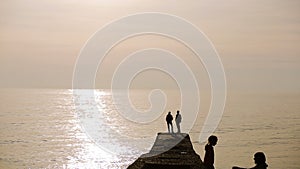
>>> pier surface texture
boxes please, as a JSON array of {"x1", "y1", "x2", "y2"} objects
[{"x1": 127, "y1": 133, "x2": 204, "y2": 169}]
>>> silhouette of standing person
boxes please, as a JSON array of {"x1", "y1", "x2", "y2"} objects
[
  {"x1": 175, "y1": 110, "x2": 182, "y2": 133},
  {"x1": 203, "y1": 135, "x2": 218, "y2": 169},
  {"x1": 232, "y1": 152, "x2": 268, "y2": 169},
  {"x1": 166, "y1": 111, "x2": 174, "y2": 133}
]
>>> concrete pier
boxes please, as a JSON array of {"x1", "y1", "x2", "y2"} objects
[{"x1": 127, "y1": 133, "x2": 204, "y2": 169}]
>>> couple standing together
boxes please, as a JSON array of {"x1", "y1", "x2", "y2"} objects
[{"x1": 166, "y1": 110, "x2": 182, "y2": 133}]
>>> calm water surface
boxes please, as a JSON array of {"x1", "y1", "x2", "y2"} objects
[{"x1": 0, "y1": 89, "x2": 299, "y2": 169}]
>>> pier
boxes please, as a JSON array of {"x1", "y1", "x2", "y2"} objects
[{"x1": 127, "y1": 133, "x2": 204, "y2": 169}]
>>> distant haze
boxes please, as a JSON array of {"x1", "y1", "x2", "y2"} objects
[{"x1": 1, "y1": 0, "x2": 299, "y2": 93}]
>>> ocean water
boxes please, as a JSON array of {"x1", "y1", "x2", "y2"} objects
[{"x1": 0, "y1": 88, "x2": 299, "y2": 169}]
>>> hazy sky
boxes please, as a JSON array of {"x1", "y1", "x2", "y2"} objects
[{"x1": 0, "y1": 0, "x2": 299, "y2": 93}]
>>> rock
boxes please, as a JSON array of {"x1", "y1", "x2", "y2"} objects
[{"x1": 127, "y1": 133, "x2": 204, "y2": 169}]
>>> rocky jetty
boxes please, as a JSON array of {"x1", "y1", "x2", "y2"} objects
[{"x1": 127, "y1": 133, "x2": 204, "y2": 169}]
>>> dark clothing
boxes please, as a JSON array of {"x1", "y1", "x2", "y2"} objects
[
  {"x1": 166, "y1": 114, "x2": 174, "y2": 133},
  {"x1": 250, "y1": 163, "x2": 268, "y2": 169},
  {"x1": 204, "y1": 165, "x2": 215, "y2": 169},
  {"x1": 204, "y1": 144, "x2": 215, "y2": 169},
  {"x1": 233, "y1": 163, "x2": 268, "y2": 169},
  {"x1": 167, "y1": 121, "x2": 173, "y2": 133},
  {"x1": 166, "y1": 114, "x2": 173, "y2": 122}
]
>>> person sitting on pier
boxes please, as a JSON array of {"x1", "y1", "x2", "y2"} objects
[
  {"x1": 232, "y1": 152, "x2": 268, "y2": 169},
  {"x1": 204, "y1": 135, "x2": 218, "y2": 169},
  {"x1": 166, "y1": 111, "x2": 174, "y2": 133}
]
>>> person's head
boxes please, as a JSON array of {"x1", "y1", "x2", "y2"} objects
[
  {"x1": 208, "y1": 135, "x2": 218, "y2": 146},
  {"x1": 168, "y1": 111, "x2": 171, "y2": 114},
  {"x1": 177, "y1": 110, "x2": 180, "y2": 114},
  {"x1": 254, "y1": 152, "x2": 266, "y2": 164}
]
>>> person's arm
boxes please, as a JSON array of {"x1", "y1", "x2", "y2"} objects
[{"x1": 232, "y1": 166, "x2": 247, "y2": 169}]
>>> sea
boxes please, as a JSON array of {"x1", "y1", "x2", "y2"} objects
[{"x1": 0, "y1": 88, "x2": 299, "y2": 169}]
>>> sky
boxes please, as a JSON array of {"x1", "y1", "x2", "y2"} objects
[{"x1": 0, "y1": 0, "x2": 299, "y2": 93}]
